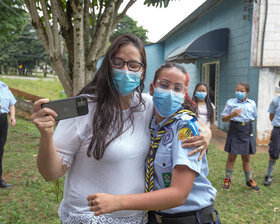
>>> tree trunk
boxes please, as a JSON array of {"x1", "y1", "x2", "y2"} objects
[
  {"x1": 50, "y1": 56, "x2": 73, "y2": 96},
  {"x1": 43, "y1": 64, "x2": 47, "y2": 77},
  {"x1": 72, "y1": 0, "x2": 86, "y2": 95},
  {"x1": 4, "y1": 65, "x2": 7, "y2": 75}
]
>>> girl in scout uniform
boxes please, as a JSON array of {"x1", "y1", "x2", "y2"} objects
[
  {"x1": 87, "y1": 63, "x2": 220, "y2": 224},
  {"x1": 221, "y1": 82, "x2": 259, "y2": 191},
  {"x1": 263, "y1": 94, "x2": 280, "y2": 186}
]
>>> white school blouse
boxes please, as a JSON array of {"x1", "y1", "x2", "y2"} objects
[
  {"x1": 197, "y1": 103, "x2": 215, "y2": 128},
  {"x1": 53, "y1": 93, "x2": 153, "y2": 224}
]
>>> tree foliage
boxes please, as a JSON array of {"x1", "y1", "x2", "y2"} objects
[
  {"x1": 24, "y1": 0, "x2": 174, "y2": 96},
  {"x1": 144, "y1": 0, "x2": 172, "y2": 7},
  {"x1": 0, "y1": 0, "x2": 27, "y2": 42},
  {"x1": 0, "y1": 23, "x2": 47, "y2": 76},
  {"x1": 110, "y1": 15, "x2": 148, "y2": 44}
]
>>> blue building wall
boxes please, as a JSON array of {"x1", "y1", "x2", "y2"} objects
[
  {"x1": 148, "y1": 0, "x2": 260, "y2": 130},
  {"x1": 205, "y1": 0, "x2": 259, "y2": 130},
  {"x1": 143, "y1": 43, "x2": 164, "y2": 93}
]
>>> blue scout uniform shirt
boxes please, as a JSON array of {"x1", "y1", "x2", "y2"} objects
[
  {"x1": 268, "y1": 96, "x2": 280, "y2": 127},
  {"x1": 0, "y1": 81, "x2": 17, "y2": 113},
  {"x1": 221, "y1": 98, "x2": 257, "y2": 122},
  {"x1": 150, "y1": 112, "x2": 216, "y2": 214}
]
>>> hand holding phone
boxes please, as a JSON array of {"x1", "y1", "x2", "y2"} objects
[{"x1": 41, "y1": 95, "x2": 88, "y2": 121}]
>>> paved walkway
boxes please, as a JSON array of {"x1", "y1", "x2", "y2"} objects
[
  {"x1": 210, "y1": 125, "x2": 268, "y2": 153},
  {"x1": 1, "y1": 75, "x2": 56, "y2": 81}
]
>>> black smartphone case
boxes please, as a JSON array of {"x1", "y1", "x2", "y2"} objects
[{"x1": 41, "y1": 96, "x2": 88, "y2": 121}]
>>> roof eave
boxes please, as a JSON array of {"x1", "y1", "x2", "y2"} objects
[{"x1": 157, "y1": 0, "x2": 224, "y2": 43}]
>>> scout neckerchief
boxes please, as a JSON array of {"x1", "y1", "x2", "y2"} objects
[{"x1": 145, "y1": 108, "x2": 196, "y2": 193}]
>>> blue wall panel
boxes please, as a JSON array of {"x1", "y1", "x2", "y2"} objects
[{"x1": 144, "y1": 43, "x2": 164, "y2": 93}]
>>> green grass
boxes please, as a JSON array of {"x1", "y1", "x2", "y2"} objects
[
  {"x1": 0, "y1": 76, "x2": 66, "y2": 100},
  {"x1": 0, "y1": 117, "x2": 279, "y2": 223},
  {"x1": 0, "y1": 118, "x2": 64, "y2": 224},
  {"x1": 207, "y1": 144, "x2": 280, "y2": 224}
]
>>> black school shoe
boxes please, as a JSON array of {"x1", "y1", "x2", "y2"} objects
[
  {"x1": 263, "y1": 176, "x2": 273, "y2": 186},
  {"x1": 0, "y1": 179, "x2": 12, "y2": 188},
  {"x1": 246, "y1": 178, "x2": 260, "y2": 192}
]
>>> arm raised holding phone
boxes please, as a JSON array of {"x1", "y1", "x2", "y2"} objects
[
  {"x1": 32, "y1": 96, "x2": 89, "y2": 180},
  {"x1": 31, "y1": 99, "x2": 67, "y2": 180}
]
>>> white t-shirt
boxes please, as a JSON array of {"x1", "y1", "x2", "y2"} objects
[
  {"x1": 197, "y1": 103, "x2": 215, "y2": 128},
  {"x1": 53, "y1": 93, "x2": 153, "y2": 224}
]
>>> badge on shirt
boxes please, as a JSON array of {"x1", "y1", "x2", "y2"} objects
[
  {"x1": 162, "y1": 127, "x2": 174, "y2": 146},
  {"x1": 162, "y1": 172, "x2": 172, "y2": 188},
  {"x1": 178, "y1": 127, "x2": 192, "y2": 140}
]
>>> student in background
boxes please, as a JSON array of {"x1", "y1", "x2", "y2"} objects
[
  {"x1": 221, "y1": 82, "x2": 259, "y2": 192},
  {"x1": 263, "y1": 88, "x2": 280, "y2": 186},
  {"x1": 192, "y1": 82, "x2": 215, "y2": 128},
  {"x1": 0, "y1": 80, "x2": 16, "y2": 188}
]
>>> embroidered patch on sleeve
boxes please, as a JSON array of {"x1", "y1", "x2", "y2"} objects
[{"x1": 178, "y1": 128, "x2": 192, "y2": 140}]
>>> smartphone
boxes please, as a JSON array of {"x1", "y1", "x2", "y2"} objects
[{"x1": 41, "y1": 95, "x2": 89, "y2": 121}]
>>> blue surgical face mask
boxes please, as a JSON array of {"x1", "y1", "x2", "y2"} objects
[
  {"x1": 153, "y1": 87, "x2": 184, "y2": 117},
  {"x1": 113, "y1": 68, "x2": 142, "y2": 96},
  {"x1": 235, "y1": 91, "x2": 246, "y2": 100},
  {"x1": 195, "y1": 91, "x2": 207, "y2": 100}
]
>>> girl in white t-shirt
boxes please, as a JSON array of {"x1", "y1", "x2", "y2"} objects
[{"x1": 192, "y1": 83, "x2": 215, "y2": 128}]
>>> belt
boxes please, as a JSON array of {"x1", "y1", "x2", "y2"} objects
[
  {"x1": 230, "y1": 120, "x2": 254, "y2": 136},
  {"x1": 230, "y1": 120, "x2": 252, "y2": 126},
  {"x1": 0, "y1": 113, "x2": 7, "y2": 116},
  {"x1": 153, "y1": 204, "x2": 217, "y2": 224}
]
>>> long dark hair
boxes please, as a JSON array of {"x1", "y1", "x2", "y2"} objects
[
  {"x1": 153, "y1": 63, "x2": 197, "y2": 114},
  {"x1": 79, "y1": 34, "x2": 147, "y2": 160},
  {"x1": 192, "y1": 82, "x2": 214, "y2": 124}
]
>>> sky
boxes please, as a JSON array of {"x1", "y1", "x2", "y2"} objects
[{"x1": 123, "y1": 0, "x2": 206, "y2": 43}]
